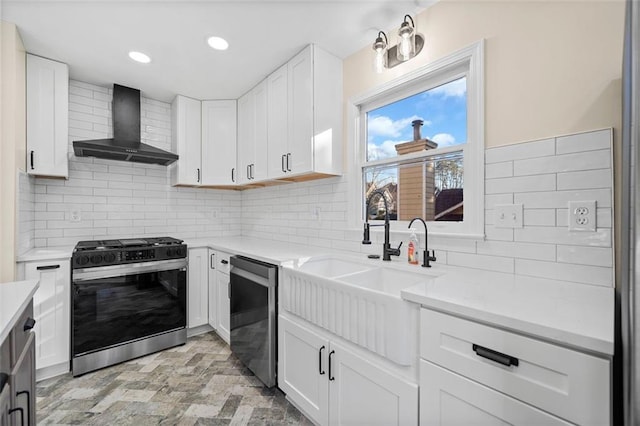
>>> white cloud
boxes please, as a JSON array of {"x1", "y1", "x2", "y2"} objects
[
  {"x1": 367, "y1": 140, "x2": 401, "y2": 160},
  {"x1": 427, "y1": 78, "x2": 467, "y2": 98},
  {"x1": 368, "y1": 114, "x2": 427, "y2": 139},
  {"x1": 431, "y1": 133, "x2": 457, "y2": 147}
]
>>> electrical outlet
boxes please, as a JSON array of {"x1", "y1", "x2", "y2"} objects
[
  {"x1": 568, "y1": 200, "x2": 596, "y2": 231},
  {"x1": 495, "y1": 204, "x2": 523, "y2": 228},
  {"x1": 70, "y1": 209, "x2": 81, "y2": 223}
]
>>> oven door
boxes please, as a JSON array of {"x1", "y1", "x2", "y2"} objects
[{"x1": 71, "y1": 259, "x2": 187, "y2": 357}]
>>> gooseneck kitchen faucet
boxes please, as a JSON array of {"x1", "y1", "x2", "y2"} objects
[
  {"x1": 408, "y1": 217, "x2": 436, "y2": 267},
  {"x1": 362, "y1": 189, "x2": 402, "y2": 261}
]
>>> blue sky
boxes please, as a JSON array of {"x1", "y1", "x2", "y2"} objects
[{"x1": 367, "y1": 77, "x2": 467, "y2": 161}]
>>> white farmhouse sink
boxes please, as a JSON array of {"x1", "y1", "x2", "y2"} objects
[
  {"x1": 293, "y1": 257, "x2": 373, "y2": 278},
  {"x1": 281, "y1": 256, "x2": 432, "y2": 366},
  {"x1": 339, "y1": 267, "x2": 432, "y2": 296}
]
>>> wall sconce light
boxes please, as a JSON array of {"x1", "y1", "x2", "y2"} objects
[{"x1": 372, "y1": 14, "x2": 424, "y2": 73}]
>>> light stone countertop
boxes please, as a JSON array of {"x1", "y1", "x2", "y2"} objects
[
  {"x1": 17, "y1": 236, "x2": 614, "y2": 356},
  {"x1": 0, "y1": 279, "x2": 39, "y2": 344}
]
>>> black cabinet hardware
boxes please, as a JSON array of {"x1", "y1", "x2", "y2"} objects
[
  {"x1": 231, "y1": 168, "x2": 235, "y2": 182},
  {"x1": 30, "y1": 151, "x2": 34, "y2": 170},
  {"x1": 472, "y1": 344, "x2": 519, "y2": 367},
  {"x1": 286, "y1": 153, "x2": 291, "y2": 171},
  {"x1": 210, "y1": 254, "x2": 215, "y2": 269},
  {"x1": 23, "y1": 318, "x2": 36, "y2": 332},
  {"x1": 197, "y1": 168, "x2": 201, "y2": 183},
  {"x1": 319, "y1": 346, "x2": 325, "y2": 375},
  {"x1": 228, "y1": 282, "x2": 231, "y2": 299},
  {"x1": 328, "y1": 350, "x2": 335, "y2": 381},
  {"x1": 9, "y1": 407, "x2": 24, "y2": 426},
  {"x1": 221, "y1": 259, "x2": 229, "y2": 265},
  {"x1": 281, "y1": 154, "x2": 286, "y2": 173},
  {"x1": 36, "y1": 264, "x2": 60, "y2": 271},
  {"x1": 16, "y1": 390, "x2": 30, "y2": 426},
  {"x1": 247, "y1": 164, "x2": 251, "y2": 180}
]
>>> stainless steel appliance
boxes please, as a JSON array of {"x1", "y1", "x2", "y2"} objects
[
  {"x1": 71, "y1": 237, "x2": 187, "y2": 376},
  {"x1": 230, "y1": 256, "x2": 278, "y2": 387}
]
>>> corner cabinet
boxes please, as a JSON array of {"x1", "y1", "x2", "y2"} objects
[
  {"x1": 419, "y1": 308, "x2": 611, "y2": 425},
  {"x1": 171, "y1": 95, "x2": 202, "y2": 186},
  {"x1": 267, "y1": 44, "x2": 343, "y2": 180},
  {"x1": 22, "y1": 259, "x2": 70, "y2": 380},
  {"x1": 201, "y1": 100, "x2": 237, "y2": 186},
  {"x1": 279, "y1": 314, "x2": 418, "y2": 426},
  {"x1": 26, "y1": 54, "x2": 69, "y2": 178},
  {"x1": 187, "y1": 248, "x2": 209, "y2": 328}
]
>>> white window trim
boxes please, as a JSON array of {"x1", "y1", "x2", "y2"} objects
[{"x1": 346, "y1": 40, "x2": 485, "y2": 238}]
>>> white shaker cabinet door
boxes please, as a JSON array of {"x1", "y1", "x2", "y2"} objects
[
  {"x1": 236, "y1": 91, "x2": 254, "y2": 185},
  {"x1": 329, "y1": 340, "x2": 418, "y2": 426},
  {"x1": 287, "y1": 46, "x2": 314, "y2": 175},
  {"x1": 207, "y1": 250, "x2": 217, "y2": 330},
  {"x1": 171, "y1": 95, "x2": 201, "y2": 186},
  {"x1": 253, "y1": 79, "x2": 269, "y2": 182},
  {"x1": 26, "y1": 54, "x2": 69, "y2": 178},
  {"x1": 267, "y1": 64, "x2": 289, "y2": 178},
  {"x1": 24, "y1": 259, "x2": 70, "y2": 372},
  {"x1": 201, "y1": 100, "x2": 237, "y2": 186},
  {"x1": 187, "y1": 248, "x2": 208, "y2": 328}
]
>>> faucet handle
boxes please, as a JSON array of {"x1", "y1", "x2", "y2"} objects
[
  {"x1": 362, "y1": 223, "x2": 371, "y2": 245},
  {"x1": 422, "y1": 249, "x2": 436, "y2": 268}
]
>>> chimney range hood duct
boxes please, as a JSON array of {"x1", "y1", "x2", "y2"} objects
[{"x1": 73, "y1": 84, "x2": 178, "y2": 166}]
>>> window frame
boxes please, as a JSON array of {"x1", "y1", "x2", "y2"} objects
[{"x1": 347, "y1": 40, "x2": 485, "y2": 238}]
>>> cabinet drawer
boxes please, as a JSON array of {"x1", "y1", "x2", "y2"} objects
[
  {"x1": 217, "y1": 252, "x2": 231, "y2": 274},
  {"x1": 420, "y1": 309, "x2": 610, "y2": 426},
  {"x1": 11, "y1": 301, "x2": 34, "y2": 366},
  {"x1": 420, "y1": 360, "x2": 572, "y2": 426}
]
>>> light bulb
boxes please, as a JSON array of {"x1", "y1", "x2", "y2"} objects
[
  {"x1": 398, "y1": 34, "x2": 412, "y2": 61},
  {"x1": 373, "y1": 49, "x2": 385, "y2": 73}
]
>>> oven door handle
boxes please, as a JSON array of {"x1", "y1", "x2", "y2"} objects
[
  {"x1": 73, "y1": 259, "x2": 187, "y2": 282},
  {"x1": 230, "y1": 267, "x2": 272, "y2": 288}
]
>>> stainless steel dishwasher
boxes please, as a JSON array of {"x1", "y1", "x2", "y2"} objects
[{"x1": 229, "y1": 256, "x2": 278, "y2": 387}]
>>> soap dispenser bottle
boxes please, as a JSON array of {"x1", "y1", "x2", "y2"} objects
[{"x1": 408, "y1": 228, "x2": 419, "y2": 265}]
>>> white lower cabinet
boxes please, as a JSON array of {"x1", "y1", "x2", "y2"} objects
[
  {"x1": 215, "y1": 251, "x2": 231, "y2": 344},
  {"x1": 187, "y1": 248, "x2": 209, "y2": 328},
  {"x1": 279, "y1": 314, "x2": 418, "y2": 426},
  {"x1": 419, "y1": 308, "x2": 611, "y2": 425},
  {"x1": 420, "y1": 360, "x2": 572, "y2": 426},
  {"x1": 22, "y1": 259, "x2": 70, "y2": 378}
]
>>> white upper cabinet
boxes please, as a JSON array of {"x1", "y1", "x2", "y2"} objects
[
  {"x1": 267, "y1": 44, "x2": 343, "y2": 180},
  {"x1": 201, "y1": 100, "x2": 237, "y2": 186},
  {"x1": 238, "y1": 79, "x2": 268, "y2": 184},
  {"x1": 171, "y1": 95, "x2": 202, "y2": 186},
  {"x1": 26, "y1": 54, "x2": 69, "y2": 178}
]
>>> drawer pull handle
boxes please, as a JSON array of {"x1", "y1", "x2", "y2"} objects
[
  {"x1": 36, "y1": 264, "x2": 60, "y2": 270},
  {"x1": 9, "y1": 407, "x2": 24, "y2": 426},
  {"x1": 16, "y1": 390, "x2": 31, "y2": 426},
  {"x1": 221, "y1": 260, "x2": 229, "y2": 265},
  {"x1": 328, "y1": 350, "x2": 335, "y2": 381},
  {"x1": 319, "y1": 345, "x2": 325, "y2": 375},
  {"x1": 23, "y1": 318, "x2": 36, "y2": 332},
  {"x1": 472, "y1": 344, "x2": 519, "y2": 367}
]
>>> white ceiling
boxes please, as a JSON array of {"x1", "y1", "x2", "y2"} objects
[{"x1": 1, "y1": 0, "x2": 429, "y2": 102}]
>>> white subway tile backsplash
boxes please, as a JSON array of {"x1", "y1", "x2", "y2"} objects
[
  {"x1": 485, "y1": 138, "x2": 555, "y2": 163},
  {"x1": 514, "y1": 150, "x2": 610, "y2": 176},
  {"x1": 523, "y1": 209, "x2": 556, "y2": 226},
  {"x1": 485, "y1": 161, "x2": 513, "y2": 179},
  {"x1": 514, "y1": 226, "x2": 611, "y2": 247},
  {"x1": 515, "y1": 259, "x2": 612, "y2": 287},
  {"x1": 447, "y1": 252, "x2": 514, "y2": 273},
  {"x1": 556, "y1": 129, "x2": 611, "y2": 155},
  {"x1": 556, "y1": 168, "x2": 612, "y2": 191},
  {"x1": 514, "y1": 188, "x2": 612, "y2": 208},
  {"x1": 557, "y1": 245, "x2": 613, "y2": 268},
  {"x1": 485, "y1": 174, "x2": 556, "y2": 194},
  {"x1": 476, "y1": 240, "x2": 556, "y2": 261}
]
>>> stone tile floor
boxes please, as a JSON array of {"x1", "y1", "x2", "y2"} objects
[{"x1": 36, "y1": 332, "x2": 312, "y2": 425}]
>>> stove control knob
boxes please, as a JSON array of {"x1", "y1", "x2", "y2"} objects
[
  {"x1": 104, "y1": 253, "x2": 116, "y2": 263},
  {"x1": 77, "y1": 256, "x2": 89, "y2": 266},
  {"x1": 90, "y1": 254, "x2": 103, "y2": 264},
  {"x1": 176, "y1": 247, "x2": 185, "y2": 257}
]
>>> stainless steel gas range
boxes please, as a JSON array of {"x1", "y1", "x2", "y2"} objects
[{"x1": 71, "y1": 237, "x2": 187, "y2": 376}]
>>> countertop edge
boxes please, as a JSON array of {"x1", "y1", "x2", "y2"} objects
[{"x1": 0, "y1": 280, "x2": 39, "y2": 344}]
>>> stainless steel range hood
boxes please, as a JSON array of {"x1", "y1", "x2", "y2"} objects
[{"x1": 73, "y1": 84, "x2": 178, "y2": 166}]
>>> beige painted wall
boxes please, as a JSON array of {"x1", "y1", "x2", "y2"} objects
[
  {"x1": 343, "y1": 0, "x2": 624, "y2": 148},
  {"x1": 1, "y1": 21, "x2": 26, "y2": 282}
]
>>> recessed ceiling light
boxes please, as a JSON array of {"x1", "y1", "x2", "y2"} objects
[
  {"x1": 207, "y1": 36, "x2": 229, "y2": 51},
  {"x1": 128, "y1": 51, "x2": 151, "y2": 64}
]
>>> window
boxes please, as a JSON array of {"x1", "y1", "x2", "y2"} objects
[{"x1": 348, "y1": 41, "x2": 484, "y2": 237}]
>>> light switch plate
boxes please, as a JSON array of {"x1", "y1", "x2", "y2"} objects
[
  {"x1": 495, "y1": 204, "x2": 523, "y2": 228},
  {"x1": 568, "y1": 200, "x2": 596, "y2": 231}
]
